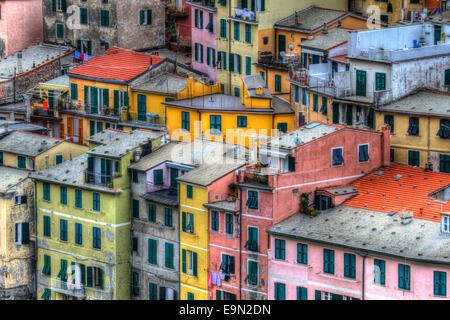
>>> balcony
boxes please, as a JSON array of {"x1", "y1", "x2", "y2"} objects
[
  {"x1": 233, "y1": 8, "x2": 257, "y2": 22},
  {"x1": 120, "y1": 111, "x2": 166, "y2": 130},
  {"x1": 167, "y1": 3, "x2": 189, "y2": 17},
  {"x1": 84, "y1": 171, "x2": 118, "y2": 189},
  {"x1": 188, "y1": 0, "x2": 215, "y2": 9},
  {"x1": 50, "y1": 278, "x2": 85, "y2": 298},
  {"x1": 59, "y1": 101, "x2": 121, "y2": 119},
  {"x1": 88, "y1": 287, "x2": 114, "y2": 300},
  {"x1": 258, "y1": 52, "x2": 299, "y2": 71}
]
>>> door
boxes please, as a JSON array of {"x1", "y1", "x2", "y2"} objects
[
  {"x1": 434, "y1": 25, "x2": 442, "y2": 45},
  {"x1": 356, "y1": 70, "x2": 366, "y2": 97},
  {"x1": 278, "y1": 35, "x2": 286, "y2": 59},
  {"x1": 332, "y1": 102, "x2": 340, "y2": 124},
  {"x1": 137, "y1": 94, "x2": 147, "y2": 121},
  {"x1": 170, "y1": 168, "x2": 178, "y2": 192}
]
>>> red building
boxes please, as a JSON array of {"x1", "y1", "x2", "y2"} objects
[
  {"x1": 206, "y1": 122, "x2": 392, "y2": 300},
  {"x1": 165, "y1": 0, "x2": 192, "y2": 53}
]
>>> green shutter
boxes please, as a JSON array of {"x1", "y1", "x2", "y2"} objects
[
  {"x1": 114, "y1": 90, "x2": 119, "y2": 115},
  {"x1": 182, "y1": 249, "x2": 187, "y2": 273},
  {"x1": 103, "y1": 88, "x2": 109, "y2": 107},
  {"x1": 140, "y1": 10, "x2": 145, "y2": 25},
  {"x1": 192, "y1": 251, "x2": 198, "y2": 276},
  {"x1": 71, "y1": 83, "x2": 78, "y2": 100},
  {"x1": 315, "y1": 290, "x2": 321, "y2": 300}
]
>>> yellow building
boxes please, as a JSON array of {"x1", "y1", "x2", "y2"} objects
[
  {"x1": 216, "y1": 0, "x2": 348, "y2": 95},
  {"x1": 350, "y1": 0, "x2": 424, "y2": 25},
  {"x1": 0, "y1": 168, "x2": 34, "y2": 299},
  {"x1": 165, "y1": 74, "x2": 294, "y2": 148},
  {"x1": 376, "y1": 90, "x2": 450, "y2": 172},
  {"x1": 0, "y1": 130, "x2": 88, "y2": 172},
  {"x1": 32, "y1": 129, "x2": 165, "y2": 300},
  {"x1": 177, "y1": 144, "x2": 245, "y2": 300}
]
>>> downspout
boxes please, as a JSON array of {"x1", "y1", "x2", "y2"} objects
[
  {"x1": 228, "y1": 1, "x2": 232, "y2": 95},
  {"x1": 178, "y1": 181, "x2": 181, "y2": 299},
  {"x1": 353, "y1": 250, "x2": 368, "y2": 300},
  {"x1": 427, "y1": 115, "x2": 431, "y2": 165},
  {"x1": 238, "y1": 186, "x2": 243, "y2": 300},
  {"x1": 33, "y1": 179, "x2": 38, "y2": 299}
]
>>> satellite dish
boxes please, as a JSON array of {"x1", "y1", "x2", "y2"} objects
[{"x1": 288, "y1": 44, "x2": 294, "y2": 51}]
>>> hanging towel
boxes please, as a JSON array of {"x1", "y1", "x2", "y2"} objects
[
  {"x1": 166, "y1": 288, "x2": 174, "y2": 300},
  {"x1": 216, "y1": 273, "x2": 222, "y2": 287},
  {"x1": 75, "y1": 51, "x2": 81, "y2": 60},
  {"x1": 208, "y1": 271, "x2": 212, "y2": 287},
  {"x1": 80, "y1": 52, "x2": 85, "y2": 61},
  {"x1": 211, "y1": 272, "x2": 218, "y2": 286}
]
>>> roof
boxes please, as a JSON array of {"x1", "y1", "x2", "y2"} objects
[
  {"x1": 132, "y1": 73, "x2": 187, "y2": 95},
  {"x1": 0, "y1": 121, "x2": 48, "y2": 137},
  {"x1": 204, "y1": 200, "x2": 239, "y2": 213},
  {"x1": 272, "y1": 96, "x2": 294, "y2": 114},
  {"x1": 0, "y1": 130, "x2": 63, "y2": 157},
  {"x1": 329, "y1": 54, "x2": 349, "y2": 64},
  {"x1": 300, "y1": 27, "x2": 350, "y2": 51},
  {"x1": 177, "y1": 159, "x2": 245, "y2": 187},
  {"x1": 0, "y1": 44, "x2": 73, "y2": 80},
  {"x1": 0, "y1": 167, "x2": 30, "y2": 193},
  {"x1": 321, "y1": 186, "x2": 358, "y2": 196},
  {"x1": 344, "y1": 163, "x2": 450, "y2": 222},
  {"x1": 379, "y1": 90, "x2": 450, "y2": 118},
  {"x1": 164, "y1": 93, "x2": 278, "y2": 114},
  {"x1": 242, "y1": 74, "x2": 272, "y2": 99},
  {"x1": 274, "y1": 6, "x2": 346, "y2": 32},
  {"x1": 42, "y1": 75, "x2": 70, "y2": 87},
  {"x1": 141, "y1": 189, "x2": 179, "y2": 207},
  {"x1": 30, "y1": 153, "x2": 115, "y2": 193},
  {"x1": 269, "y1": 207, "x2": 450, "y2": 265},
  {"x1": 68, "y1": 47, "x2": 164, "y2": 83},
  {"x1": 87, "y1": 129, "x2": 164, "y2": 159}
]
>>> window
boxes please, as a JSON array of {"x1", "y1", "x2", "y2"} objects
[
  {"x1": 277, "y1": 122, "x2": 288, "y2": 134},
  {"x1": 374, "y1": 259, "x2": 386, "y2": 285},
  {"x1": 344, "y1": 253, "x2": 356, "y2": 279},
  {"x1": 246, "y1": 260, "x2": 258, "y2": 285},
  {"x1": 182, "y1": 212, "x2": 194, "y2": 233},
  {"x1": 320, "y1": 97, "x2": 327, "y2": 115},
  {"x1": 297, "y1": 287, "x2": 307, "y2": 300},
  {"x1": 375, "y1": 73, "x2": 386, "y2": 91},
  {"x1": 139, "y1": 9, "x2": 152, "y2": 25},
  {"x1": 356, "y1": 70, "x2": 367, "y2": 96},
  {"x1": 442, "y1": 215, "x2": 450, "y2": 233},
  {"x1": 148, "y1": 238, "x2": 157, "y2": 265},
  {"x1": 274, "y1": 283, "x2": 286, "y2": 300},
  {"x1": 245, "y1": 226, "x2": 258, "y2": 251},
  {"x1": 234, "y1": 21, "x2": 240, "y2": 40},
  {"x1": 132, "y1": 272, "x2": 139, "y2": 296},
  {"x1": 56, "y1": 23, "x2": 64, "y2": 39},
  {"x1": 440, "y1": 154, "x2": 450, "y2": 173},
  {"x1": 225, "y1": 214, "x2": 234, "y2": 235},
  {"x1": 181, "y1": 111, "x2": 190, "y2": 131},
  {"x1": 182, "y1": 249, "x2": 198, "y2": 276},
  {"x1": 323, "y1": 249, "x2": 334, "y2": 274},
  {"x1": 14, "y1": 195, "x2": 27, "y2": 205},
  {"x1": 18, "y1": 156, "x2": 26, "y2": 169},
  {"x1": 275, "y1": 239, "x2": 285, "y2": 260},
  {"x1": 245, "y1": 24, "x2": 252, "y2": 43},
  {"x1": 100, "y1": 10, "x2": 109, "y2": 26},
  {"x1": 194, "y1": 43, "x2": 204, "y2": 63},
  {"x1": 14, "y1": 222, "x2": 30, "y2": 245},
  {"x1": 60, "y1": 219, "x2": 67, "y2": 242},
  {"x1": 246, "y1": 190, "x2": 258, "y2": 209},
  {"x1": 237, "y1": 116, "x2": 247, "y2": 128},
  {"x1": 384, "y1": 114, "x2": 394, "y2": 132},
  {"x1": 398, "y1": 264, "x2": 411, "y2": 290},
  {"x1": 218, "y1": 51, "x2": 227, "y2": 70},
  {"x1": 93, "y1": 193, "x2": 100, "y2": 211},
  {"x1": 93, "y1": 227, "x2": 101, "y2": 249},
  {"x1": 275, "y1": 75, "x2": 282, "y2": 92},
  {"x1": 445, "y1": 69, "x2": 450, "y2": 85},
  {"x1": 302, "y1": 88, "x2": 307, "y2": 105},
  {"x1": 44, "y1": 216, "x2": 51, "y2": 237},
  {"x1": 210, "y1": 210, "x2": 220, "y2": 232},
  {"x1": 437, "y1": 119, "x2": 450, "y2": 139},
  {"x1": 206, "y1": 12, "x2": 213, "y2": 32},
  {"x1": 332, "y1": 148, "x2": 344, "y2": 166},
  {"x1": 313, "y1": 94, "x2": 318, "y2": 111},
  {"x1": 75, "y1": 223, "x2": 82, "y2": 245},
  {"x1": 75, "y1": 189, "x2": 82, "y2": 208},
  {"x1": 407, "y1": 117, "x2": 419, "y2": 136},
  {"x1": 153, "y1": 169, "x2": 163, "y2": 185},
  {"x1": 132, "y1": 170, "x2": 139, "y2": 183},
  {"x1": 210, "y1": 115, "x2": 221, "y2": 134},
  {"x1": 216, "y1": 290, "x2": 237, "y2": 300},
  {"x1": 80, "y1": 7, "x2": 88, "y2": 24},
  {"x1": 186, "y1": 185, "x2": 193, "y2": 199},
  {"x1": 164, "y1": 208, "x2": 173, "y2": 227},
  {"x1": 297, "y1": 243, "x2": 307, "y2": 265},
  {"x1": 245, "y1": 56, "x2": 252, "y2": 75},
  {"x1": 42, "y1": 255, "x2": 51, "y2": 276},
  {"x1": 60, "y1": 186, "x2": 67, "y2": 205},
  {"x1": 358, "y1": 144, "x2": 369, "y2": 162},
  {"x1": 434, "y1": 271, "x2": 447, "y2": 297},
  {"x1": 165, "y1": 242, "x2": 174, "y2": 269},
  {"x1": 0, "y1": 151, "x2": 3, "y2": 164},
  {"x1": 408, "y1": 150, "x2": 420, "y2": 167},
  {"x1": 234, "y1": 87, "x2": 241, "y2": 97},
  {"x1": 390, "y1": 148, "x2": 395, "y2": 162},
  {"x1": 187, "y1": 292, "x2": 195, "y2": 300},
  {"x1": 220, "y1": 254, "x2": 235, "y2": 274},
  {"x1": 220, "y1": 19, "x2": 227, "y2": 38},
  {"x1": 207, "y1": 47, "x2": 216, "y2": 67},
  {"x1": 148, "y1": 203, "x2": 156, "y2": 222},
  {"x1": 194, "y1": 9, "x2": 203, "y2": 29},
  {"x1": 132, "y1": 237, "x2": 138, "y2": 252},
  {"x1": 229, "y1": 53, "x2": 241, "y2": 73},
  {"x1": 149, "y1": 282, "x2": 157, "y2": 300}
]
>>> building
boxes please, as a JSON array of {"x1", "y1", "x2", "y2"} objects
[
  {"x1": 268, "y1": 164, "x2": 450, "y2": 300},
  {"x1": 32, "y1": 128, "x2": 165, "y2": 300},
  {"x1": 42, "y1": 0, "x2": 165, "y2": 56},
  {"x1": 0, "y1": 130, "x2": 88, "y2": 172},
  {"x1": 257, "y1": 6, "x2": 380, "y2": 99},
  {"x1": 164, "y1": 74, "x2": 294, "y2": 148},
  {"x1": 0, "y1": 0, "x2": 43, "y2": 57},
  {"x1": 0, "y1": 168, "x2": 34, "y2": 299},
  {"x1": 216, "y1": 0, "x2": 348, "y2": 96},
  {"x1": 289, "y1": 22, "x2": 450, "y2": 133},
  {"x1": 0, "y1": 43, "x2": 74, "y2": 105},
  {"x1": 188, "y1": 0, "x2": 217, "y2": 83},
  {"x1": 165, "y1": 0, "x2": 192, "y2": 52},
  {"x1": 0, "y1": 120, "x2": 48, "y2": 139}
]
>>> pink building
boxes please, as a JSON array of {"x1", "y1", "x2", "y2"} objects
[
  {"x1": 0, "y1": 0, "x2": 43, "y2": 57},
  {"x1": 268, "y1": 164, "x2": 450, "y2": 300},
  {"x1": 188, "y1": 0, "x2": 217, "y2": 82},
  {"x1": 206, "y1": 122, "x2": 392, "y2": 300}
]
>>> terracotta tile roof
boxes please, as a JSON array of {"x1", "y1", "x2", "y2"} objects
[
  {"x1": 68, "y1": 47, "x2": 164, "y2": 82},
  {"x1": 329, "y1": 54, "x2": 348, "y2": 64},
  {"x1": 344, "y1": 163, "x2": 450, "y2": 222}
]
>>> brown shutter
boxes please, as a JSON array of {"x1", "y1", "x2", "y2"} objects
[
  {"x1": 67, "y1": 117, "x2": 73, "y2": 137},
  {"x1": 78, "y1": 118, "x2": 84, "y2": 144},
  {"x1": 59, "y1": 122, "x2": 65, "y2": 139}
]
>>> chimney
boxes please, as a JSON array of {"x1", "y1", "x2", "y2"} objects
[
  {"x1": 381, "y1": 124, "x2": 391, "y2": 167},
  {"x1": 295, "y1": 11, "x2": 299, "y2": 25},
  {"x1": 322, "y1": 23, "x2": 328, "y2": 34},
  {"x1": 17, "y1": 52, "x2": 23, "y2": 74},
  {"x1": 24, "y1": 94, "x2": 31, "y2": 123}
]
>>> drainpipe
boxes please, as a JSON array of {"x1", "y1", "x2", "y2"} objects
[
  {"x1": 178, "y1": 182, "x2": 181, "y2": 300},
  {"x1": 353, "y1": 250, "x2": 368, "y2": 300},
  {"x1": 427, "y1": 115, "x2": 431, "y2": 166},
  {"x1": 228, "y1": 1, "x2": 232, "y2": 95},
  {"x1": 33, "y1": 179, "x2": 38, "y2": 299},
  {"x1": 238, "y1": 185, "x2": 243, "y2": 300}
]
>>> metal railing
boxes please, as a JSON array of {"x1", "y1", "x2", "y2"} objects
[
  {"x1": 120, "y1": 111, "x2": 166, "y2": 128},
  {"x1": 59, "y1": 101, "x2": 121, "y2": 117},
  {"x1": 50, "y1": 278, "x2": 86, "y2": 298},
  {"x1": 88, "y1": 287, "x2": 114, "y2": 300},
  {"x1": 85, "y1": 171, "x2": 115, "y2": 189}
]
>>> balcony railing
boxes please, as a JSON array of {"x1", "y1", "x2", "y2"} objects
[
  {"x1": 50, "y1": 278, "x2": 86, "y2": 298},
  {"x1": 234, "y1": 8, "x2": 257, "y2": 22},
  {"x1": 59, "y1": 101, "x2": 121, "y2": 118},
  {"x1": 121, "y1": 111, "x2": 166, "y2": 128},
  {"x1": 167, "y1": 3, "x2": 189, "y2": 17},
  {"x1": 88, "y1": 287, "x2": 114, "y2": 300},
  {"x1": 85, "y1": 171, "x2": 117, "y2": 189}
]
